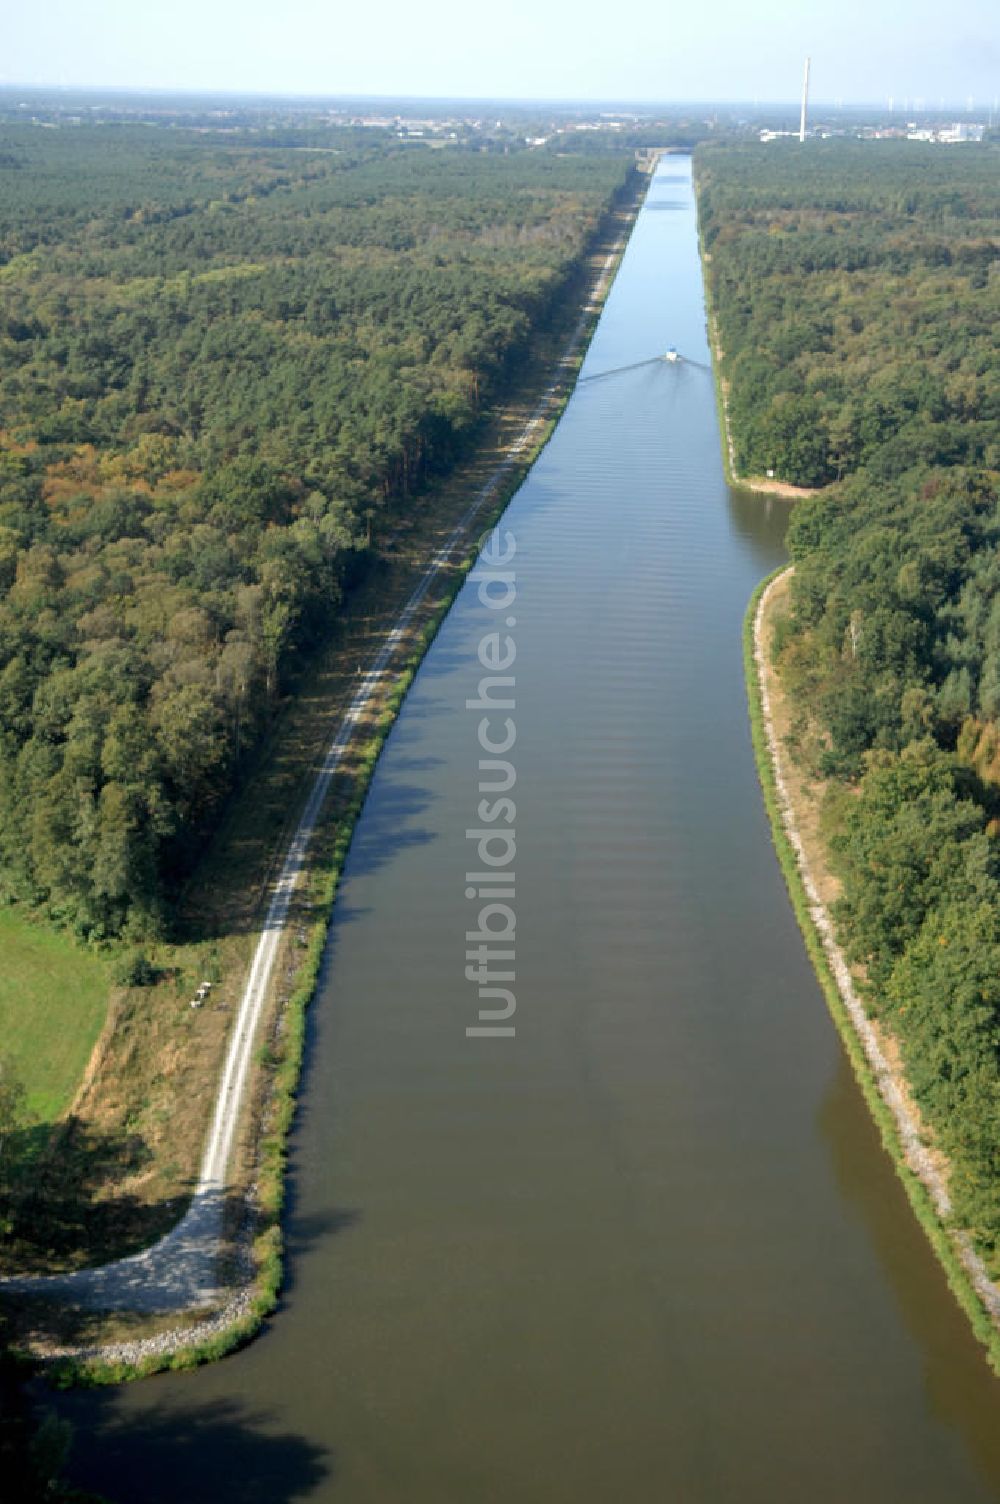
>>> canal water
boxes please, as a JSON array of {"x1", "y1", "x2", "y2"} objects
[{"x1": 62, "y1": 159, "x2": 1000, "y2": 1503}]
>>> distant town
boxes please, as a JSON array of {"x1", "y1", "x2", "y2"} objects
[
  {"x1": 0, "y1": 86, "x2": 994, "y2": 150},
  {"x1": 760, "y1": 120, "x2": 987, "y2": 144}
]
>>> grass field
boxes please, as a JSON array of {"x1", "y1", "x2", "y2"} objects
[{"x1": 0, "y1": 909, "x2": 110, "y2": 1122}]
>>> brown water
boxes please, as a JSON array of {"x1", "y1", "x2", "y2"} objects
[{"x1": 61, "y1": 158, "x2": 1000, "y2": 1504}]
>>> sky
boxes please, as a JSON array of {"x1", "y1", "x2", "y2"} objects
[{"x1": 5, "y1": 0, "x2": 999, "y2": 107}]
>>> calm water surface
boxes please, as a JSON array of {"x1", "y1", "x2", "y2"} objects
[{"x1": 63, "y1": 159, "x2": 1000, "y2": 1504}]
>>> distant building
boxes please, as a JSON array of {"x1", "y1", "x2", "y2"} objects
[{"x1": 938, "y1": 122, "x2": 985, "y2": 143}]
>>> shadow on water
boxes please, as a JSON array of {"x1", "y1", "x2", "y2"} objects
[
  {"x1": 386, "y1": 691, "x2": 451, "y2": 722},
  {"x1": 378, "y1": 753, "x2": 446, "y2": 775},
  {"x1": 57, "y1": 1390, "x2": 333, "y2": 1504},
  {"x1": 340, "y1": 779, "x2": 438, "y2": 881},
  {"x1": 726, "y1": 483, "x2": 793, "y2": 567},
  {"x1": 31, "y1": 1195, "x2": 351, "y2": 1499},
  {"x1": 272, "y1": 1206, "x2": 360, "y2": 1303},
  {"x1": 817, "y1": 1051, "x2": 1000, "y2": 1486}
]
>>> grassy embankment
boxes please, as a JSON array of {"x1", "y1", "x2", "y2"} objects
[
  {"x1": 4, "y1": 169, "x2": 648, "y2": 1376},
  {"x1": 746, "y1": 570, "x2": 1000, "y2": 1374},
  {"x1": 0, "y1": 913, "x2": 110, "y2": 1123}
]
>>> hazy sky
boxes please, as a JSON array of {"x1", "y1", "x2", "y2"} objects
[{"x1": 6, "y1": 0, "x2": 999, "y2": 105}]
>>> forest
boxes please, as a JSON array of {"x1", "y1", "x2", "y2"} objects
[
  {"x1": 699, "y1": 141, "x2": 1000, "y2": 1263},
  {"x1": 0, "y1": 126, "x2": 632, "y2": 940},
  {"x1": 699, "y1": 140, "x2": 999, "y2": 487}
]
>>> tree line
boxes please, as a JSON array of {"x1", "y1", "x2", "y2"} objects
[
  {"x1": 699, "y1": 140, "x2": 1000, "y2": 1266},
  {"x1": 0, "y1": 126, "x2": 633, "y2": 938},
  {"x1": 698, "y1": 140, "x2": 999, "y2": 487}
]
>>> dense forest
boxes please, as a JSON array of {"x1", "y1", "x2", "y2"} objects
[
  {"x1": 0, "y1": 126, "x2": 632, "y2": 939},
  {"x1": 699, "y1": 142, "x2": 1000, "y2": 1264},
  {"x1": 699, "y1": 141, "x2": 999, "y2": 487}
]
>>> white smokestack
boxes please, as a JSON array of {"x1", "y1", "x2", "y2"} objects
[{"x1": 800, "y1": 56, "x2": 811, "y2": 142}]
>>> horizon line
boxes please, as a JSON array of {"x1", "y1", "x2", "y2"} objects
[{"x1": 0, "y1": 81, "x2": 989, "y2": 113}]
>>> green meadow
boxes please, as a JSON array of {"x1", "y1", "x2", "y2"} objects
[{"x1": 0, "y1": 909, "x2": 109, "y2": 1122}]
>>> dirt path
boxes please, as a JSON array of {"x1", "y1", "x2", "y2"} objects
[
  {"x1": 754, "y1": 569, "x2": 1000, "y2": 1332},
  {"x1": 0, "y1": 232, "x2": 628, "y2": 1319}
]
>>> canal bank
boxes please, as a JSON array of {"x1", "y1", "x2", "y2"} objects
[
  {"x1": 57, "y1": 156, "x2": 1000, "y2": 1504},
  {"x1": 693, "y1": 158, "x2": 820, "y2": 504},
  {"x1": 6, "y1": 169, "x2": 647, "y2": 1371},
  {"x1": 749, "y1": 567, "x2": 1000, "y2": 1372}
]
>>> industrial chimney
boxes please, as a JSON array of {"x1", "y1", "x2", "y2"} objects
[{"x1": 800, "y1": 56, "x2": 811, "y2": 142}]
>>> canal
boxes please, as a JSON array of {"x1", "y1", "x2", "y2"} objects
[{"x1": 62, "y1": 158, "x2": 1000, "y2": 1503}]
